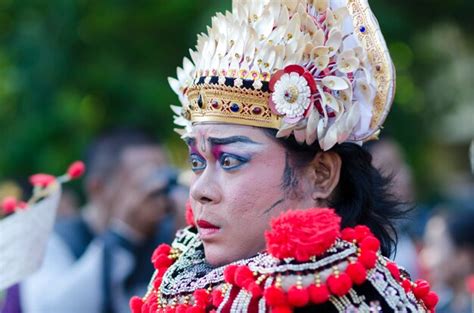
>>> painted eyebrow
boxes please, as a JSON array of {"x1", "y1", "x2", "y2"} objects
[
  {"x1": 184, "y1": 137, "x2": 196, "y2": 146},
  {"x1": 207, "y1": 136, "x2": 260, "y2": 145}
]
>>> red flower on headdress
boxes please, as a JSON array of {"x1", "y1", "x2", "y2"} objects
[
  {"x1": 268, "y1": 65, "x2": 317, "y2": 121},
  {"x1": 265, "y1": 208, "x2": 341, "y2": 262},
  {"x1": 29, "y1": 174, "x2": 56, "y2": 187}
]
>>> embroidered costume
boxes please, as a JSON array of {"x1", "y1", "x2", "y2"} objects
[
  {"x1": 131, "y1": 209, "x2": 437, "y2": 312},
  {"x1": 130, "y1": 0, "x2": 438, "y2": 311}
]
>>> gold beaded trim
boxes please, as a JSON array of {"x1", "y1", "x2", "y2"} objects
[{"x1": 186, "y1": 83, "x2": 281, "y2": 129}]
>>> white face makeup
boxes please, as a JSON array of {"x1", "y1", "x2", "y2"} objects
[{"x1": 184, "y1": 124, "x2": 311, "y2": 266}]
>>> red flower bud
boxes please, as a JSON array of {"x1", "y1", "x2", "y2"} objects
[
  {"x1": 327, "y1": 272, "x2": 353, "y2": 297},
  {"x1": 287, "y1": 286, "x2": 309, "y2": 307},
  {"x1": 308, "y1": 283, "x2": 330, "y2": 304},
  {"x1": 29, "y1": 174, "x2": 55, "y2": 187},
  {"x1": 67, "y1": 161, "x2": 85, "y2": 179},
  {"x1": 2, "y1": 196, "x2": 17, "y2": 214}
]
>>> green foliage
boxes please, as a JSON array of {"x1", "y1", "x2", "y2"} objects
[{"x1": 0, "y1": 0, "x2": 472, "y2": 199}]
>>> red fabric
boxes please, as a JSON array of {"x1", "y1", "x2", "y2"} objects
[{"x1": 265, "y1": 208, "x2": 341, "y2": 262}]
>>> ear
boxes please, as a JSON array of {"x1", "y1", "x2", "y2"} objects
[{"x1": 309, "y1": 151, "x2": 341, "y2": 202}]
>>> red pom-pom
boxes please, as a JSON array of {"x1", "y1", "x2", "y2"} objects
[
  {"x1": 211, "y1": 289, "x2": 224, "y2": 307},
  {"x1": 234, "y1": 265, "x2": 254, "y2": 288},
  {"x1": 185, "y1": 201, "x2": 195, "y2": 226},
  {"x1": 264, "y1": 286, "x2": 287, "y2": 306},
  {"x1": 186, "y1": 306, "x2": 204, "y2": 313},
  {"x1": 354, "y1": 225, "x2": 372, "y2": 241},
  {"x1": 153, "y1": 276, "x2": 163, "y2": 289},
  {"x1": 287, "y1": 286, "x2": 309, "y2": 307},
  {"x1": 151, "y1": 244, "x2": 173, "y2": 269},
  {"x1": 152, "y1": 254, "x2": 173, "y2": 270},
  {"x1": 271, "y1": 306, "x2": 292, "y2": 313},
  {"x1": 386, "y1": 262, "x2": 401, "y2": 281},
  {"x1": 193, "y1": 289, "x2": 210, "y2": 307},
  {"x1": 341, "y1": 228, "x2": 356, "y2": 242},
  {"x1": 346, "y1": 261, "x2": 367, "y2": 285},
  {"x1": 308, "y1": 284, "x2": 330, "y2": 304},
  {"x1": 247, "y1": 282, "x2": 263, "y2": 298},
  {"x1": 67, "y1": 161, "x2": 86, "y2": 179},
  {"x1": 176, "y1": 304, "x2": 188, "y2": 313},
  {"x1": 129, "y1": 296, "x2": 143, "y2": 313},
  {"x1": 359, "y1": 236, "x2": 380, "y2": 252},
  {"x1": 413, "y1": 279, "x2": 430, "y2": 299},
  {"x1": 466, "y1": 275, "x2": 474, "y2": 294},
  {"x1": 265, "y1": 208, "x2": 341, "y2": 261},
  {"x1": 29, "y1": 174, "x2": 56, "y2": 187},
  {"x1": 359, "y1": 250, "x2": 377, "y2": 269},
  {"x1": 2, "y1": 196, "x2": 17, "y2": 214},
  {"x1": 402, "y1": 279, "x2": 412, "y2": 293},
  {"x1": 327, "y1": 272, "x2": 353, "y2": 296},
  {"x1": 422, "y1": 291, "x2": 439, "y2": 309},
  {"x1": 165, "y1": 306, "x2": 177, "y2": 313},
  {"x1": 223, "y1": 265, "x2": 238, "y2": 284}
]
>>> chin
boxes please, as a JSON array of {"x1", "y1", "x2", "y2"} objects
[{"x1": 203, "y1": 244, "x2": 235, "y2": 267}]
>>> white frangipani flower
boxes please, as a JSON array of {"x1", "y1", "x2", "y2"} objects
[{"x1": 272, "y1": 72, "x2": 312, "y2": 118}]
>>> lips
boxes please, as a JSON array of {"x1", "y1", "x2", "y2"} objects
[{"x1": 197, "y1": 219, "x2": 220, "y2": 239}]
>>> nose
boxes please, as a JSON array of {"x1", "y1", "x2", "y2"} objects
[{"x1": 190, "y1": 167, "x2": 222, "y2": 205}]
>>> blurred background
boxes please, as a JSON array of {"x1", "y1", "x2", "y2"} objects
[{"x1": 0, "y1": 0, "x2": 473, "y2": 312}]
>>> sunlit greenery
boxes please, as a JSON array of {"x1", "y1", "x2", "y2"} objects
[{"x1": 0, "y1": 0, "x2": 472, "y2": 200}]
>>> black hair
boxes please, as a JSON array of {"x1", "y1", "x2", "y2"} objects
[
  {"x1": 265, "y1": 129, "x2": 405, "y2": 257},
  {"x1": 84, "y1": 127, "x2": 160, "y2": 182}
]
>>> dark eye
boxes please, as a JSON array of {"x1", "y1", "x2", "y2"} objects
[
  {"x1": 189, "y1": 154, "x2": 206, "y2": 172},
  {"x1": 220, "y1": 153, "x2": 248, "y2": 170}
]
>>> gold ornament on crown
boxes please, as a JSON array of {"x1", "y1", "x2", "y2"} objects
[{"x1": 169, "y1": 0, "x2": 395, "y2": 150}]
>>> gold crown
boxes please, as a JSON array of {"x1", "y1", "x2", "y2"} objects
[
  {"x1": 170, "y1": 0, "x2": 395, "y2": 150},
  {"x1": 186, "y1": 81, "x2": 281, "y2": 129}
]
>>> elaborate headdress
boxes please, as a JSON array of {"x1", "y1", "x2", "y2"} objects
[{"x1": 169, "y1": 0, "x2": 395, "y2": 150}]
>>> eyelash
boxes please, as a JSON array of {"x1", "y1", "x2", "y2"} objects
[{"x1": 188, "y1": 153, "x2": 249, "y2": 172}]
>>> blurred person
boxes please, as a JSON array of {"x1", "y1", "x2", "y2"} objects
[
  {"x1": 366, "y1": 137, "x2": 421, "y2": 278},
  {"x1": 421, "y1": 205, "x2": 474, "y2": 313},
  {"x1": 13, "y1": 128, "x2": 177, "y2": 313},
  {"x1": 55, "y1": 188, "x2": 80, "y2": 220}
]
